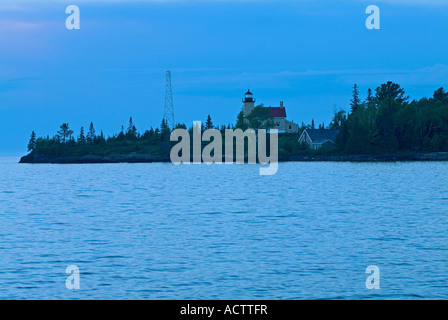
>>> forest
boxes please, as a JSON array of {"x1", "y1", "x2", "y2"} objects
[{"x1": 329, "y1": 82, "x2": 448, "y2": 153}]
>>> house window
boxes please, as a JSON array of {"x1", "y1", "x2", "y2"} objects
[{"x1": 289, "y1": 125, "x2": 291, "y2": 129}]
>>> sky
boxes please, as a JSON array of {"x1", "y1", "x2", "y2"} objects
[{"x1": 0, "y1": 0, "x2": 447, "y2": 155}]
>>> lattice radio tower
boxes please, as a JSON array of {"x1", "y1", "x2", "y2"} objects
[{"x1": 164, "y1": 70, "x2": 175, "y2": 129}]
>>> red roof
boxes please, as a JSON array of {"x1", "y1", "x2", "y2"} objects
[{"x1": 269, "y1": 107, "x2": 286, "y2": 118}]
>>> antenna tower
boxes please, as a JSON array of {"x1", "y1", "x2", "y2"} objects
[{"x1": 164, "y1": 70, "x2": 175, "y2": 129}]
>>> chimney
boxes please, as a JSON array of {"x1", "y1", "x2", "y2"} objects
[{"x1": 280, "y1": 101, "x2": 284, "y2": 108}]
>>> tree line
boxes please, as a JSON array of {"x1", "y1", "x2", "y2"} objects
[
  {"x1": 26, "y1": 115, "x2": 235, "y2": 157},
  {"x1": 26, "y1": 81, "x2": 448, "y2": 157},
  {"x1": 328, "y1": 82, "x2": 448, "y2": 153}
]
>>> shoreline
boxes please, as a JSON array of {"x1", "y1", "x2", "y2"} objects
[{"x1": 19, "y1": 152, "x2": 448, "y2": 164}]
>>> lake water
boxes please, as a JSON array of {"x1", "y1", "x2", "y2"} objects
[{"x1": 0, "y1": 157, "x2": 447, "y2": 299}]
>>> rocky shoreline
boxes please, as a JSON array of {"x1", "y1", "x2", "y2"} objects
[
  {"x1": 19, "y1": 152, "x2": 448, "y2": 164},
  {"x1": 19, "y1": 153, "x2": 171, "y2": 164},
  {"x1": 281, "y1": 152, "x2": 448, "y2": 162}
]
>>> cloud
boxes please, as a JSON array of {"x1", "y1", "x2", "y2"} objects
[
  {"x1": 0, "y1": 20, "x2": 53, "y2": 31},
  {"x1": 242, "y1": 64, "x2": 448, "y2": 81},
  {"x1": 169, "y1": 64, "x2": 448, "y2": 91},
  {"x1": 294, "y1": 64, "x2": 448, "y2": 90},
  {"x1": 97, "y1": 65, "x2": 447, "y2": 93}
]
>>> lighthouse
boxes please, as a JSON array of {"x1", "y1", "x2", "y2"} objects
[{"x1": 242, "y1": 89, "x2": 255, "y2": 117}]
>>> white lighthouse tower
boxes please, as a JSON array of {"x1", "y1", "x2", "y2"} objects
[{"x1": 242, "y1": 89, "x2": 255, "y2": 117}]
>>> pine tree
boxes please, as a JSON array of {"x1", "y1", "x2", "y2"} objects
[
  {"x1": 311, "y1": 119, "x2": 315, "y2": 129},
  {"x1": 235, "y1": 111, "x2": 247, "y2": 130},
  {"x1": 175, "y1": 123, "x2": 187, "y2": 130},
  {"x1": 160, "y1": 118, "x2": 170, "y2": 139},
  {"x1": 350, "y1": 84, "x2": 360, "y2": 113},
  {"x1": 366, "y1": 88, "x2": 374, "y2": 103},
  {"x1": 27, "y1": 131, "x2": 37, "y2": 152},
  {"x1": 99, "y1": 131, "x2": 106, "y2": 143},
  {"x1": 433, "y1": 87, "x2": 448, "y2": 104},
  {"x1": 149, "y1": 127, "x2": 155, "y2": 137},
  {"x1": 205, "y1": 115, "x2": 214, "y2": 129},
  {"x1": 87, "y1": 122, "x2": 96, "y2": 143},
  {"x1": 329, "y1": 109, "x2": 347, "y2": 130},
  {"x1": 78, "y1": 126, "x2": 86, "y2": 144},
  {"x1": 57, "y1": 123, "x2": 73, "y2": 143},
  {"x1": 126, "y1": 117, "x2": 137, "y2": 139},
  {"x1": 375, "y1": 81, "x2": 409, "y2": 103}
]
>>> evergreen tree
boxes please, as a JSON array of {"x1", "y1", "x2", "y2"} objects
[
  {"x1": 57, "y1": 123, "x2": 73, "y2": 143},
  {"x1": 350, "y1": 84, "x2": 360, "y2": 113},
  {"x1": 311, "y1": 119, "x2": 315, "y2": 129},
  {"x1": 433, "y1": 87, "x2": 448, "y2": 104},
  {"x1": 160, "y1": 118, "x2": 170, "y2": 139},
  {"x1": 205, "y1": 115, "x2": 214, "y2": 129},
  {"x1": 375, "y1": 81, "x2": 409, "y2": 103},
  {"x1": 99, "y1": 130, "x2": 106, "y2": 143},
  {"x1": 27, "y1": 131, "x2": 37, "y2": 152},
  {"x1": 366, "y1": 88, "x2": 374, "y2": 103},
  {"x1": 329, "y1": 109, "x2": 347, "y2": 130},
  {"x1": 345, "y1": 114, "x2": 370, "y2": 154},
  {"x1": 220, "y1": 124, "x2": 226, "y2": 135},
  {"x1": 235, "y1": 111, "x2": 248, "y2": 130},
  {"x1": 78, "y1": 126, "x2": 86, "y2": 144},
  {"x1": 117, "y1": 125, "x2": 125, "y2": 140},
  {"x1": 126, "y1": 117, "x2": 137, "y2": 139},
  {"x1": 246, "y1": 105, "x2": 274, "y2": 130},
  {"x1": 175, "y1": 123, "x2": 187, "y2": 130},
  {"x1": 87, "y1": 122, "x2": 96, "y2": 143}
]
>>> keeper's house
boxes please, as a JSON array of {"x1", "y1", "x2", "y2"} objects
[{"x1": 242, "y1": 90, "x2": 299, "y2": 133}]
